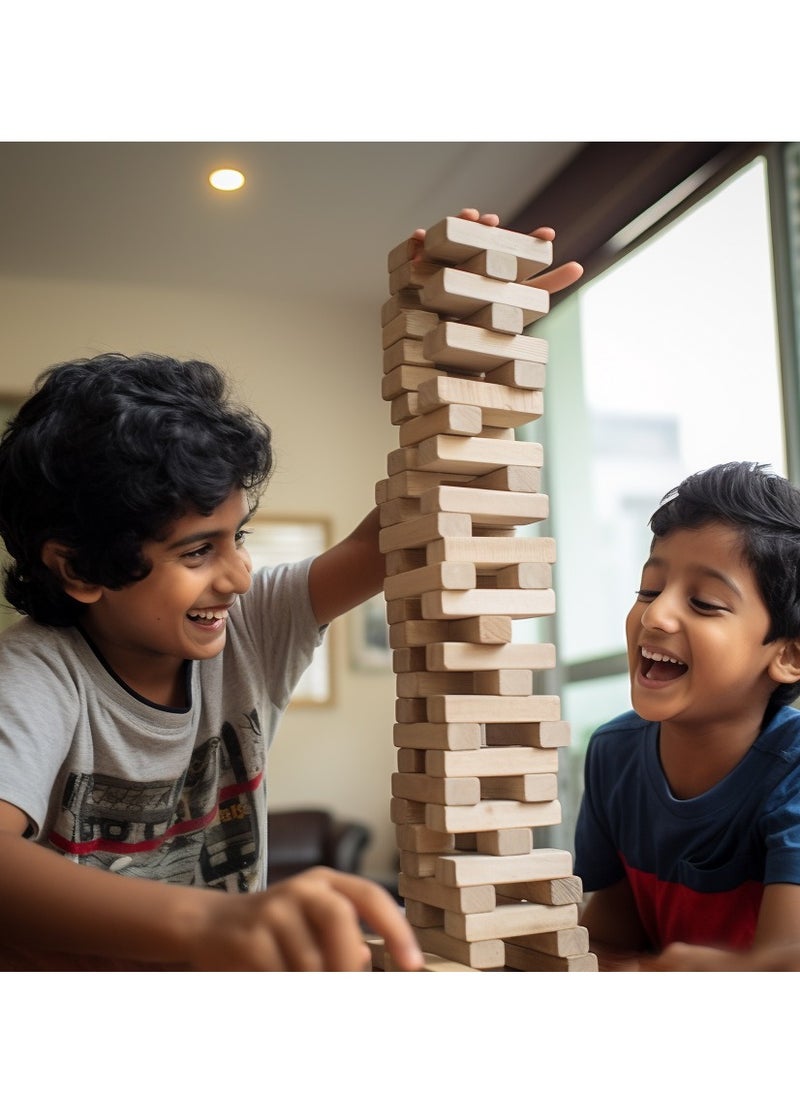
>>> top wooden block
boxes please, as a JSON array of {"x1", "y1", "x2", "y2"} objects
[{"x1": 421, "y1": 217, "x2": 553, "y2": 282}]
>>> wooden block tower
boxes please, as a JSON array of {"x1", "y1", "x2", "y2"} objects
[{"x1": 372, "y1": 216, "x2": 597, "y2": 973}]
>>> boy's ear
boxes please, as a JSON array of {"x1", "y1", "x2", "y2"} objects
[
  {"x1": 40, "y1": 541, "x2": 103, "y2": 604},
  {"x1": 769, "y1": 639, "x2": 800, "y2": 685}
]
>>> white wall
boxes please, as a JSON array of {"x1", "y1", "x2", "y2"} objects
[{"x1": 0, "y1": 272, "x2": 402, "y2": 878}]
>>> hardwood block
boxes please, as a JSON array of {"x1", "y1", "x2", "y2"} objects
[
  {"x1": 467, "y1": 302, "x2": 525, "y2": 334},
  {"x1": 479, "y1": 772, "x2": 558, "y2": 802},
  {"x1": 389, "y1": 619, "x2": 454, "y2": 647},
  {"x1": 398, "y1": 873, "x2": 496, "y2": 914},
  {"x1": 496, "y1": 875, "x2": 583, "y2": 905},
  {"x1": 416, "y1": 435, "x2": 543, "y2": 476},
  {"x1": 382, "y1": 308, "x2": 440, "y2": 349},
  {"x1": 494, "y1": 562, "x2": 553, "y2": 589},
  {"x1": 382, "y1": 364, "x2": 440, "y2": 401},
  {"x1": 420, "y1": 485, "x2": 549, "y2": 527},
  {"x1": 416, "y1": 374, "x2": 543, "y2": 428},
  {"x1": 398, "y1": 850, "x2": 439, "y2": 878},
  {"x1": 486, "y1": 359, "x2": 546, "y2": 390},
  {"x1": 476, "y1": 828, "x2": 533, "y2": 856},
  {"x1": 473, "y1": 668, "x2": 534, "y2": 695},
  {"x1": 395, "y1": 697, "x2": 428, "y2": 723},
  {"x1": 426, "y1": 641, "x2": 555, "y2": 672},
  {"x1": 426, "y1": 535, "x2": 556, "y2": 568},
  {"x1": 390, "y1": 391, "x2": 419, "y2": 424},
  {"x1": 414, "y1": 927, "x2": 505, "y2": 970},
  {"x1": 427, "y1": 694, "x2": 561, "y2": 724},
  {"x1": 383, "y1": 337, "x2": 434, "y2": 372},
  {"x1": 391, "y1": 772, "x2": 481, "y2": 805},
  {"x1": 394, "y1": 722, "x2": 482, "y2": 750},
  {"x1": 381, "y1": 289, "x2": 422, "y2": 324},
  {"x1": 444, "y1": 901, "x2": 577, "y2": 942},
  {"x1": 396, "y1": 747, "x2": 426, "y2": 773},
  {"x1": 425, "y1": 745, "x2": 559, "y2": 777},
  {"x1": 398, "y1": 404, "x2": 483, "y2": 448},
  {"x1": 379, "y1": 512, "x2": 472, "y2": 552},
  {"x1": 420, "y1": 216, "x2": 552, "y2": 279},
  {"x1": 421, "y1": 589, "x2": 555, "y2": 620},
  {"x1": 426, "y1": 798, "x2": 562, "y2": 834},
  {"x1": 386, "y1": 237, "x2": 421, "y2": 272},
  {"x1": 470, "y1": 466, "x2": 540, "y2": 493},
  {"x1": 424, "y1": 321, "x2": 548, "y2": 371},
  {"x1": 385, "y1": 469, "x2": 474, "y2": 500},
  {"x1": 383, "y1": 561, "x2": 476, "y2": 601},
  {"x1": 387, "y1": 445, "x2": 419, "y2": 475},
  {"x1": 385, "y1": 597, "x2": 422, "y2": 623},
  {"x1": 504, "y1": 943, "x2": 598, "y2": 972},
  {"x1": 395, "y1": 823, "x2": 457, "y2": 853},
  {"x1": 379, "y1": 496, "x2": 421, "y2": 527},
  {"x1": 388, "y1": 258, "x2": 440, "y2": 294},
  {"x1": 435, "y1": 848, "x2": 572, "y2": 887},
  {"x1": 484, "y1": 720, "x2": 571, "y2": 747},
  {"x1": 390, "y1": 796, "x2": 427, "y2": 824},
  {"x1": 404, "y1": 899, "x2": 444, "y2": 928},
  {"x1": 393, "y1": 647, "x2": 427, "y2": 673},
  {"x1": 509, "y1": 926, "x2": 590, "y2": 957},
  {"x1": 447, "y1": 616, "x2": 514, "y2": 644},
  {"x1": 457, "y1": 248, "x2": 518, "y2": 281},
  {"x1": 396, "y1": 670, "x2": 475, "y2": 698},
  {"x1": 384, "y1": 547, "x2": 427, "y2": 575},
  {"x1": 420, "y1": 269, "x2": 549, "y2": 325}
]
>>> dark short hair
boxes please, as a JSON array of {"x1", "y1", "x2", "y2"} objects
[
  {"x1": 0, "y1": 352, "x2": 273, "y2": 625},
  {"x1": 650, "y1": 461, "x2": 800, "y2": 711}
]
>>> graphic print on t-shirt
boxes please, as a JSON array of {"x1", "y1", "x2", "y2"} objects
[{"x1": 48, "y1": 708, "x2": 264, "y2": 891}]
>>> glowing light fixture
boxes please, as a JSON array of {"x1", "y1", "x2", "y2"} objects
[{"x1": 209, "y1": 168, "x2": 245, "y2": 192}]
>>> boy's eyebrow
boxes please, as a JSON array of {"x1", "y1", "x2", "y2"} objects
[
  {"x1": 166, "y1": 509, "x2": 255, "y2": 550},
  {"x1": 643, "y1": 554, "x2": 744, "y2": 598}
]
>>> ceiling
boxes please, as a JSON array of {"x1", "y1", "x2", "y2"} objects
[{"x1": 0, "y1": 142, "x2": 583, "y2": 307}]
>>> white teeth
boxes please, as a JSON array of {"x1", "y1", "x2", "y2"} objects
[
  {"x1": 189, "y1": 609, "x2": 228, "y2": 621},
  {"x1": 642, "y1": 646, "x2": 685, "y2": 666}
]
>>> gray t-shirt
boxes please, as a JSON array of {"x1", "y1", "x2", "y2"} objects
[{"x1": 0, "y1": 559, "x2": 323, "y2": 894}]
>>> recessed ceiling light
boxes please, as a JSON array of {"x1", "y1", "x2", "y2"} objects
[{"x1": 209, "y1": 168, "x2": 245, "y2": 192}]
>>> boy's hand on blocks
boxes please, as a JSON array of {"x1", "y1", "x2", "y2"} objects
[
  {"x1": 412, "y1": 206, "x2": 584, "y2": 296},
  {"x1": 188, "y1": 866, "x2": 423, "y2": 972}
]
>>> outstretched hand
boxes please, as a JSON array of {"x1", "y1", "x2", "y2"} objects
[{"x1": 413, "y1": 206, "x2": 584, "y2": 297}]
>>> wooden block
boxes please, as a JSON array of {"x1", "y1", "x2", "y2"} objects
[
  {"x1": 426, "y1": 746, "x2": 559, "y2": 778},
  {"x1": 383, "y1": 337, "x2": 434, "y2": 372},
  {"x1": 426, "y1": 641, "x2": 555, "y2": 672},
  {"x1": 486, "y1": 359, "x2": 546, "y2": 390},
  {"x1": 426, "y1": 798, "x2": 562, "y2": 834},
  {"x1": 448, "y1": 616, "x2": 513, "y2": 644},
  {"x1": 364, "y1": 934, "x2": 388, "y2": 971},
  {"x1": 470, "y1": 466, "x2": 540, "y2": 493},
  {"x1": 444, "y1": 901, "x2": 577, "y2": 942},
  {"x1": 379, "y1": 496, "x2": 421, "y2": 527},
  {"x1": 504, "y1": 943, "x2": 598, "y2": 972},
  {"x1": 391, "y1": 772, "x2": 481, "y2": 805},
  {"x1": 392, "y1": 647, "x2": 427, "y2": 674},
  {"x1": 382, "y1": 364, "x2": 440, "y2": 401},
  {"x1": 426, "y1": 536, "x2": 556, "y2": 568},
  {"x1": 386, "y1": 236, "x2": 421, "y2": 272},
  {"x1": 395, "y1": 697, "x2": 428, "y2": 724},
  {"x1": 398, "y1": 850, "x2": 439, "y2": 878},
  {"x1": 509, "y1": 925, "x2": 590, "y2": 957},
  {"x1": 382, "y1": 308, "x2": 440, "y2": 349},
  {"x1": 493, "y1": 562, "x2": 553, "y2": 589},
  {"x1": 416, "y1": 374, "x2": 543, "y2": 428},
  {"x1": 435, "y1": 848, "x2": 572, "y2": 887},
  {"x1": 484, "y1": 720, "x2": 571, "y2": 747},
  {"x1": 415, "y1": 926, "x2": 505, "y2": 970},
  {"x1": 379, "y1": 512, "x2": 472, "y2": 553},
  {"x1": 381, "y1": 289, "x2": 422, "y2": 325},
  {"x1": 467, "y1": 302, "x2": 525, "y2": 334},
  {"x1": 385, "y1": 469, "x2": 474, "y2": 501},
  {"x1": 388, "y1": 258, "x2": 440, "y2": 294},
  {"x1": 396, "y1": 671, "x2": 475, "y2": 698},
  {"x1": 420, "y1": 269, "x2": 549, "y2": 326},
  {"x1": 383, "y1": 561, "x2": 476, "y2": 601},
  {"x1": 421, "y1": 589, "x2": 555, "y2": 620},
  {"x1": 404, "y1": 899, "x2": 444, "y2": 928},
  {"x1": 476, "y1": 828, "x2": 533, "y2": 856},
  {"x1": 389, "y1": 619, "x2": 453, "y2": 647},
  {"x1": 395, "y1": 823, "x2": 457, "y2": 853},
  {"x1": 420, "y1": 485, "x2": 549, "y2": 527},
  {"x1": 424, "y1": 321, "x2": 548, "y2": 371},
  {"x1": 390, "y1": 796, "x2": 427, "y2": 824},
  {"x1": 390, "y1": 392, "x2": 419, "y2": 424},
  {"x1": 420, "y1": 216, "x2": 552, "y2": 280},
  {"x1": 385, "y1": 547, "x2": 427, "y2": 575},
  {"x1": 417, "y1": 953, "x2": 482, "y2": 973},
  {"x1": 397, "y1": 873, "x2": 496, "y2": 914},
  {"x1": 394, "y1": 722, "x2": 482, "y2": 751},
  {"x1": 396, "y1": 747, "x2": 426, "y2": 773},
  {"x1": 416, "y1": 435, "x2": 543, "y2": 476},
  {"x1": 480, "y1": 772, "x2": 558, "y2": 802},
  {"x1": 479, "y1": 425, "x2": 516, "y2": 441},
  {"x1": 496, "y1": 875, "x2": 583, "y2": 905},
  {"x1": 385, "y1": 597, "x2": 422, "y2": 624},
  {"x1": 457, "y1": 249, "x2": 518, "y2": 281},
  {"x1": 398, "y1": 404, "x2": 483, "y2": 448},
  {"x1": 427, "y1": 694, "x2": 561, "y2": 724},
  {"x1": 473, "y1": 668, "x2": 534, "y2": 695}
]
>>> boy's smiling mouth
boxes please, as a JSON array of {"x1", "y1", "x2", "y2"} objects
[
  {"x1": 187, "y1": 605, "x2": 233, "y2": 627},
  {"x1": 640, "y1": 645, "x2": 688, "y2": 682}
]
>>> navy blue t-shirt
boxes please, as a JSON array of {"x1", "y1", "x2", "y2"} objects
[{"x1": 574, "y1": 705, "x2": 800, "y2": 949}]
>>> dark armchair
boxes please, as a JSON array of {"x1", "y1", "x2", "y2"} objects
[{"x1": 266, "y1": 808, "x2": 372, "y2": 885}]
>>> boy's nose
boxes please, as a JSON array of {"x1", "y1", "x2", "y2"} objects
[
  {"x1": 639, "y1": 592, "x2": 679, "y2": 633},
  {"x1": 214, "y1": 549, "x2": 252, "y2": 594}
]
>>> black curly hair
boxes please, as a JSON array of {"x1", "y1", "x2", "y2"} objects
[{"x1": 0, "y1": 352, "x2": 274, "y2": 625}]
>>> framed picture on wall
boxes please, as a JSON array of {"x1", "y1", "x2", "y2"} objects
[{"x1": 246, "y1": 514, "x2": 333, "y2": 707}]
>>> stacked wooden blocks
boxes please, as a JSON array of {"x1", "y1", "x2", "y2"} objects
[{"x1": 373, "y1": 216, "x2": 597, "y2": 973}]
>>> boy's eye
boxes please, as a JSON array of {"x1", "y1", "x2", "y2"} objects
[
  {"x1": 235, "y1": 528, "x2": 252, "y2": 546},
  {"x1": 182, "y1": 544, "x2": 212, "y2": 561},
  {"x1": 634, "y1": 588, "x2": 660, "y2": 602},
  {"x1": 690, "y1": 597, "x2": 728, "y2": 613}
]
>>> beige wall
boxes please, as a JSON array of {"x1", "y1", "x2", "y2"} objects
[{"x1": 0, "y1": 272, "x2": 402, "y2": 878}]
